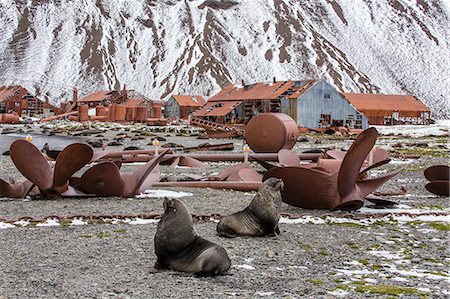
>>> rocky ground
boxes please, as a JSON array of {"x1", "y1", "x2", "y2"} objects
[{"x1": 0, "y1": 121, "x2": 449, "y2": 298}]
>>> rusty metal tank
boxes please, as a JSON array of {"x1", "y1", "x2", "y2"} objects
[
  {"x1": 1, "y1": 114, "x2": 20, "y2": 124},
  {"x1": 96, "y1": 106, "x2": 108, "y2": 118},
  {"x1": 115, "y1": 105, "x2": 126, "y2": 121},
  {"x1": 135, "y1": 106, "x2": 147, "y2": 122},
  {"x1": 245, "y1": 113, "x2": 298, "y2": 153},
  {"x1": 78, "y1": 104, "x2": 89, "y2": 121}
]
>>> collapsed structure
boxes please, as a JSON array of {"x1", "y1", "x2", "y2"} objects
[
  {"x1": 0, "y1": 85, "x2": 61, "y2": 122},
  {"x1": 193, "y1": 79, "x2": 369, "y2": 129}
]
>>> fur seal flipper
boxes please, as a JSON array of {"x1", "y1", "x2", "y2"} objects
[
  {"x1": 217, "y1": 177, "x2": 284, "y2": 237},
  {"x1": 154, "y1": 198, "x2": 231, "y2": 276}
]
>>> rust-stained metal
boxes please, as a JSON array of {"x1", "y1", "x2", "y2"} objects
[
  {"x1": 263, "y1": 128, "x2": 400, "y2": 210},
  {"x1": 162, "y1": 156, "x2": 209, "y2": 168},
  {"x1": 0, "y1": 179, "x2": 34, "y2": 198},
  {"x1": 153, "y1": 181, "x2": 261, "y2": 191},
  {"x1": 7, "y1": 140, "x2": 167, "y2": 198},
  {"x1": 70, "y1": 149, "x2": 169, "y2": 197},
  {"x1": 424, "y1": 165, "x2": 449, "y2": 196},
  {"x1": 183, "y1": 142, "x2": 234, "y2": 152},
  {"x1": 0, "y1": 113, "x2": 20, "y2": 124},
  {"x1": 245, "y1": 113, "x2": 298, "y2": 153},
  {"x1": 101, "y1": 152, "x2": 321, "y2": 163}
]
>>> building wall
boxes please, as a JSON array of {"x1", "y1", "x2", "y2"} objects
[
  {"x1": 287, "y1": 80, "x2": 368, "y2": 129},
  {"x1": 164, "y1": 96, "x2": 180, "y2": 119}
]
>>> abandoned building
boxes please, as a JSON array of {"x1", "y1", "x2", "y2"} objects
[
  {"x1": 48, "y1": 85, "x2": 164, "y2": 123},
  {"x1": 165, "y1": 95, "x2": 206, "y2": 119},
  {"x1": 193, "y1": 79, "x2": 368, "y2": 129},
  {"x1": 77, "y1": 89, "x2": 125, "y2": 108},
  {"x1": 342, "y1": 93, "x2": 431, "y2": 125},
  {"x1": 0, "y1": 85, "x2": 61, "y2": 118}
]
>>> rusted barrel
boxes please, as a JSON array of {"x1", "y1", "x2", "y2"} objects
[
  {"x1": 245, "y1": 113, "x2": 298, "y2": 153},
  {"x1": 107, "y1": 105, "x2": 115, "y2": 121},
  {"x1": 78, "y1": 104, "x2": 89, "y2": 121},
  {"x1": 67, "y1": 115, "x2": 78, "y2": 121},
  {"x1": 135, "y1": 106, "x2": 147, "y2": 122},
  {"x1": 96, "y1": 106, "x2": 108, "y2": 118},
  {"x1": 1, "y1": 114, "x2": 20, "y2": 124},
  {"x1": 125, "y1": 107, "x2": 135, "y2": 121},
  {"x1": 115, "y1": 105, "x2": 126, "y2": 121},
  {"x1": 152, "y1": 106, "x2": 162, "y2": 118}
]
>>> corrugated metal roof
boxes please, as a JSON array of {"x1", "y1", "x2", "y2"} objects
[
  {"x1": 343, "y1": 93, "x2": 430, "y2": 113},
  {"x1": 78, "y1": 90, "x2": 114, "y2": 102},
  {"x1": 193, "y1": 101, "x2": 242, "y2": 117},
  {"x1": 208, "y1": 80, "x2": 317, "y2": 102},
  {"x1": 172, "y1": 95, "x2": 206, "y2": 107}
]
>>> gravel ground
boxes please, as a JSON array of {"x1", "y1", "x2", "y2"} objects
[{"x1": 0, "y1": 123, "x2": 449, "y2": 298}]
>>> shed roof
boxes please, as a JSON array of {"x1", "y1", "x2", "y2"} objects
[
  {"x1": 172, "y1": 95, "x2": 206, "y2": 107},
  {"x1": 78, "y1": 90, "x2": 114, "y2": 102},
  {"x1": 343, "y1": 93, "x2": 430, "y2": 113},
  {"x1": 193, "y1": 101, "x2": 242, "y2": 117},
  {"x1": 208, "y1": 80, "x2": 316, "y2": 102}
]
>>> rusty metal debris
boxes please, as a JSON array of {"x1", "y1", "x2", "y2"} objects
[
  {"x1": 263, "y1": 128, "x2": 401, "y2": 210},
  {"x1": 183, "y1": 142, "x2": 234, "y2": 152},
  {"x1": 245, "y1": 113, "x2": 298, "y2": 153},
  {"x1": 0, "y1": 179, "x2": 34, "y2": 198},
  {"x1": 105, "y1": 152, "x2": 321, "y2": 164},
  {"x1": 424, "y1": 165, "x2": 449, "y2": 196},
  {"x1": 4, "y1": 140, "x2": 168, "y2": 198}
]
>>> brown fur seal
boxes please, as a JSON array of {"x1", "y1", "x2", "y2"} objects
[
  {"x1": 217, "y1": 177, "x2": 284, "y2": 237},
  {"x1": 154, "y1": 197, "x2": 231, "y2": 276}
]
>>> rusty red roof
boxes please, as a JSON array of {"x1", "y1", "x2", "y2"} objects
[
  {"x1": 0, "y1": 86, "x2": 28, "y2": 102},
  {"x1": 78, "y1": 90, "x2": 114, "y2": 102},
  {"x1": 343, "y1": 93, "x2": 430, "y2": 113},
  {"x1": 193, "y1": 101, "x2": 242, "y2": 117},
  {"x1": 208, "y1": 80, "x2": 316, "y2": 102},
  {"x1": 172, "y1": 95, "x2": 206, "y2": 107},
  {"x1": 123, "y1": 98, "x2": 145, "y2": 106}
]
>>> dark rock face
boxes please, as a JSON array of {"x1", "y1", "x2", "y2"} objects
[{"x1": 0, "y1": 1, "x2": 448, "y2": 117}]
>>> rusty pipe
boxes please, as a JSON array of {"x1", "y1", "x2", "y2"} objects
[
  {"x1": 99, "y1": 152, "x2": 322, "y2": 163},
  {"x1": 152, "y1": 181, "x2": 262, "y2": 191}
]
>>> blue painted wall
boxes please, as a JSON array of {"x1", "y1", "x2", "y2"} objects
[
  {"x1": 282, "y1": 80, "x2": 368, "y2": 129},
  {"x1": 164, "y1": 96, "x2": 180, "y2": 119}
]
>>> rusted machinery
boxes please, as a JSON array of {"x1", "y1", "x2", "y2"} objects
[
  {"x1": 245, "y1": 113, "x2": 298, "y2": 153},
  {"x1": 1, "y1": 140, "x2": 168, "y2": 198},
  {"x1": 261, "y1": 128, "x2": 400, "y2": 210},
  {"x1": 424, "y1": 165, "x2": 449, "y2": 196}
]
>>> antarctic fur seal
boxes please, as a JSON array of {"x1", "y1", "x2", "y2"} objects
[
  {"x1": 217, "y1": 177, "x2": 284, "y2": 237},
  {"x1": 154, "y1": 197, "x2": 231, "y2": 276}
]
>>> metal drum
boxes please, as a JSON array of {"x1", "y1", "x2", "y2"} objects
[
  {"x1": 245, "y1": 113, "x2": 298, "y2": 153},
  {"x1": 96, "y1": 106, "x2": 108, "y2": 117},
  {"x1": 78, "y1": 104, "x2": 89, "y2": 121},
  {"x1": 115, "y1": 105, "x2": 126, "y2": 121},
  {"x1": 0, "y1": 114, "x2": 20, "y2": 124}
]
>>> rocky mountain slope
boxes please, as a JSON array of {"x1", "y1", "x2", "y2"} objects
[{"x1": 0, "y1": 0, "x2": 448, "y2": 117}]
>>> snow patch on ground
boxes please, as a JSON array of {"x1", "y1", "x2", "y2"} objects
[
  {"x1": 137, "y1": 189, "x2": 194, "y2": 198},
  {"x1": 373, "y1": 120, "x2": 449, "y2": 137},
  {"x1": 232, "y1": 264, "x2": 256, "y2": 270},
  {"x1": 36, "y1": 218, "x2": 60, "y2": 227}
]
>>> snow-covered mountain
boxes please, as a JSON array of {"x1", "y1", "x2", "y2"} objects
[{"x1": 0, "y1": 0, "x2": 449, "y2": 117}]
